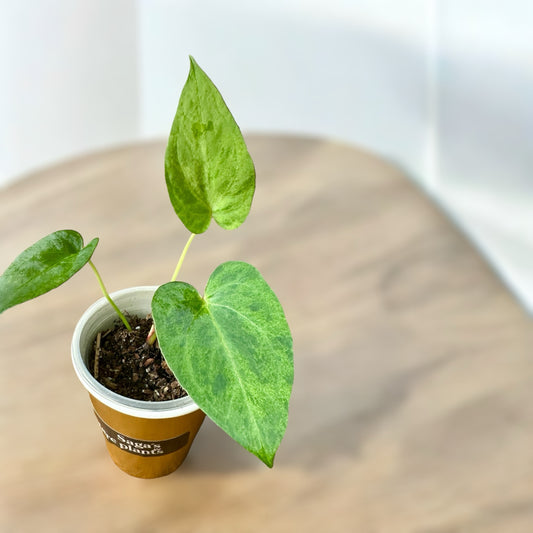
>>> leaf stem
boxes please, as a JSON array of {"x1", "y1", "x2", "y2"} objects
[
  {"x1": 89, "y1": 260, "x2": 132, "y2": 331},
  {"x1": 171, "y1": 233, "x2": 196, "y2": 282},
  {"x1": 147, "y1": 233, "x2": 196, "y2": 345}
]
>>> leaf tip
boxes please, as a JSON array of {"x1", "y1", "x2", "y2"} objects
[
  {"x1": 255, "y1": 448, "x2": 276, "y2": 468},
  {"x1": 260, "y1": 454, "x2": 275, "y2": 468},
  {"x1": 188, "y1": 55, "x2": 199, "y2": 71}
]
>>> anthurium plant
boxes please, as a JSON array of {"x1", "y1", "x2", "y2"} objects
[{"x1": 0, "y1": 56, "x2": 293, "y2": 468}]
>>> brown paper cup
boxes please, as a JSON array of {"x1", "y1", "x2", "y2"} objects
[{"x1": 71, "y1": 286, "x2": 205, "y2": 478}]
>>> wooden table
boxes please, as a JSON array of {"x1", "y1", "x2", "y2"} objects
[{"x1": 1, "y1": 135, "x2": 532, "y2": 532}]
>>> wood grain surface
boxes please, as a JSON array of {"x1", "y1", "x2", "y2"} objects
[{"x1": 1, "y1": 135, "x2": 532, "y2": 532}]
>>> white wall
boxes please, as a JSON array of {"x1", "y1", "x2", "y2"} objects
[
  {"x1": 0, "y1": 0, "x2": 139, "y2": 184},
  {"x1": 138, "y1": 0, "x2": 431, "y2": 184},
  {"x1": 1, "y1": 0, "x2": 532, "y2": 312}
]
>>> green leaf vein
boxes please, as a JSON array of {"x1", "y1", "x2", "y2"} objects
[{"x1": 205, "y1": 304, "x2": 263, "y2": 442}]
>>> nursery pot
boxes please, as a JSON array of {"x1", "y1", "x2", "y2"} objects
[{"x1": 71, "y1": 286, "x2": 205, "y2": 479}]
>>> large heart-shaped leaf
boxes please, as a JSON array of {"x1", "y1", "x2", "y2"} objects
[
  {"x1": 152, "y1": 261, "x2": 293, "y2": 467},
  {"x1": 0, "y1": 230, "x2": 98, "y2": 313},
  {"x1": 165, "y1": 56, "x2": 256, "y2": 234}
]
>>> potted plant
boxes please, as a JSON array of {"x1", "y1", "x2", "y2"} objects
[{"x1": 0, "y1": 57, "x2": 293, "y2": 478}]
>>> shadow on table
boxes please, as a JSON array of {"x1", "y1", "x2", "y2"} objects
[
  {"x1": 177, "y1": 355, "x2": 450, "y2": 475},
  {"x1": 179, "y1": 418, "x2": 261, "y2": 473}
]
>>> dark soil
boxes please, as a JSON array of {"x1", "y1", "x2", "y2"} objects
[{"x1": 88, "y1": 315, "x2": 187, "y2": 402}]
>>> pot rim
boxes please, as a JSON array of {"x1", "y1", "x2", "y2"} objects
[{"x1": 71, "y1": 285, "x2": 200, "y2": 419}]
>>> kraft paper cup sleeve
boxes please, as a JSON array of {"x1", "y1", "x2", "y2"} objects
[{"x1": 91, "y1": 396, "x2": 205, "y2": 478}]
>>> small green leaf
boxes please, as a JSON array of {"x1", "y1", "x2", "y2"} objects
[
  {"x1": 0, "y1": 230, "x2": 98, "y2": 313},
  {"x1": 152, "y1": 261, "x2": 293, "y2": 467},
  {"x1": 165, "y1": 56, "x2": 256, "y2": 234}
]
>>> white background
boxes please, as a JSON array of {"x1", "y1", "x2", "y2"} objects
[{"x1": 1, "y1": 0, "x2": 532, "y2": 312}]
